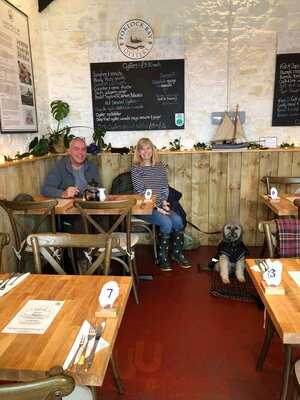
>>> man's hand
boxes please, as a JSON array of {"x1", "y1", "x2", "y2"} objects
[{"x1": 61, "y1": 186, "x2": 79, "y2": 198}]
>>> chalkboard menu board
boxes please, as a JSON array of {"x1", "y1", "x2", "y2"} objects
[
  {"x1": 272, "y1": 53, "x2": 300, "y2": 126},
  {"x1": 90, "y1": 59, "x2": 184, "y2": 131}
]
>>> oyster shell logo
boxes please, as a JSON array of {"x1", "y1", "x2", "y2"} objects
[{"x1": 117, "y1": 19, "x2": 153, "y2": 60}]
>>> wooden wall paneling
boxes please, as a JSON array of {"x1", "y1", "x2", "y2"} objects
[
  {"x1": 240, "y1": 152, "x2": 260, "y2": 245},
  {"x1": 226, "y1": 152, "x2": 242, "y2": 222},
  {"x1": 208, "y1": 153, "x2": 228, "y2": 245},
  {"x1": 102, "y1": 154, "x2": 121, "y2": 193},
  {"x1": 291, "y1": 152, "x2": 300, "y2": 193},
  {"x1": 277, "y1": 151, "x2": 293, "y2": 193},
  {"x1": 256, "y1": 151, "x2": 279, "y2": 244},
  {"x1": 174, "y1": 154, "x2": 192, "y2": 236},
  {"x1": 191, "y1": 153, "x2": 209, "y2": 245},
  {"x1": 119, "y1": 154, "x2": 132, "y2": 175},
  {"x1": 160, "y1": 153, "x2": 175, "y2": 188}
]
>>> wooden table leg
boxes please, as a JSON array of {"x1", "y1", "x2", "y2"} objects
[
  {"x1": 256, "y1": 316, "x2": 275, "y2": 371},
  {"x1": 280, "y1": 344, "x2": 293, "y2": 400},
  {"x1": 110, "y1": 352, "x2": 124, "y2": 394}
]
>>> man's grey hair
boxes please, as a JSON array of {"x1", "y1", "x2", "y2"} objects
[{"x1": 69, "y1": 137, "x2": 87, "y2": 147}]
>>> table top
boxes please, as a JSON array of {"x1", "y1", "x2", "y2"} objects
[
  {"x1": 260, "y1": 193, "x2": 300, "y2": 216},
  {"x1": 247, "y1": 258, "x2": 300, "y2": 344},
  {"x1": 34, "y1": 194, "x2": 155, "y2": 215},
  {"x1": 0, "y1": 274, "x2": 132, "y2": 386}
]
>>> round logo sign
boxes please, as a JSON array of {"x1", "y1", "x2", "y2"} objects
[{"x1": 117, "y1": 19, "x2": 153, "y2": 60}]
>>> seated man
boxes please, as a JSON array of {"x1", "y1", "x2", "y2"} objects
[{"x1": 42, "y1": 137, "x2": 100, "y2": 198}]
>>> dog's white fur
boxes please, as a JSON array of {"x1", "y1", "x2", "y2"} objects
[{"x1": 215, "y1": 222, "x2": 246, "y2": 284}]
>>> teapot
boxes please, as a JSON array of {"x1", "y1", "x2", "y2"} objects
[{"x1": 84, "y1": 179, "x2": 100, "y2": 201}]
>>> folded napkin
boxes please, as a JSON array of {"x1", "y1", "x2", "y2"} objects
[
  {"x1": 0, "y1": 273, "x2": 30, "y2": 297},
  {"x1": 63, "y1": 320, "x2": 108, "y2": 370}
]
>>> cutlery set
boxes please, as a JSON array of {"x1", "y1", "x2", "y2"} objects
[
  {"x1": 0, "y1": 273, "x2": 25, "y2": 291},
  {"x1": 70, "y1": 322, "x2": 105, "y2": 372}
]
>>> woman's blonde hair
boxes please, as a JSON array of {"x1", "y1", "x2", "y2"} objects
[{"x1": 133, "y1": 138, "x2": 160, "y2": 166}]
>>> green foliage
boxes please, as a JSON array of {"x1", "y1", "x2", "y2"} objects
[
  {"x1": 194, "y1": 142, "x2": 210, "y2": 150},
  {"x1": 50, "y1": 100, "x2": 70, "y2": 123},
  {"x1": 247, "y1": 142, "x2": 264, "y2": 149},
  {"x1": 29, "y1": 136, "x2": 50, "y2": 157},
  {"x1": 92, "y1": 127, "x2": 106, "y2": 150},
  {"x1": 48, "y1": 100, "x2": 74, "y2": 151},
  {"x1": 169, "y1": 137, "x2": 181, "y2": 151},
  {"x1": 280, "y1": 142, "x2": 295, "y2": 148}
]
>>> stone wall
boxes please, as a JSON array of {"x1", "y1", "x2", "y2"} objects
[
  {"x1": 2, "y1": 0, "x2": 300, "y2": 155},
  {"x1": 0, "y1": 0, "x2": 49, "y2": 157}
]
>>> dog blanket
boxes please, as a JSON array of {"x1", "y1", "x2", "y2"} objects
[{"x1": 276, "y1": 218, "x2": 300, "y2": 257}]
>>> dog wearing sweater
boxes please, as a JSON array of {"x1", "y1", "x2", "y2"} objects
[{"x1": 214, "y1": 222, "x2": 249, "y2": 284}]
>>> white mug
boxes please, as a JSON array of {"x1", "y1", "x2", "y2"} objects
[{"x1": 144, "y1": 189, "x2": 152, "y2": 201}]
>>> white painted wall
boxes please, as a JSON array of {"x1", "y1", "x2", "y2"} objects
[
  {"x1": 2, "y1": 0, "x2": 300, "y2": 155},
  {"x1": 0, "y1": 0, "x2": 49, "y2": 157}
]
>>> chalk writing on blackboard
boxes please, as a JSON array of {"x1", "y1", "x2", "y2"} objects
[
  {"x1": 272, "y1": 53, "x2": 300, "y2": 126},
  {"x1": 90, "y1": 59, "x2": 184, "y2": 131}
]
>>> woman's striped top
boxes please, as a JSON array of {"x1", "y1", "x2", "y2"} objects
[{"x1": 131, "y1": 162, "x2": 169, "y2": 207}]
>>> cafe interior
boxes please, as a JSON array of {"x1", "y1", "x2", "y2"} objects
[{"x1": 2, "y1": 0, "x2": 300, "y2": 399}]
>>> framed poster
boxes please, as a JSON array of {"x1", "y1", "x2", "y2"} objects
[{"x1": 0, "y1": 0, "x2": 38, "y2": 133}]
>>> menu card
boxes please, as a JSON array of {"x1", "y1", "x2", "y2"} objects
[{"x1": 2, "y1": 300, "x2": 64, "y2": 334}]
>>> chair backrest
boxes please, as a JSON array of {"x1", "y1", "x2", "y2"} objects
[
  {"x1": 0, "y1": 372, "x2": 75, "y2": 400},
  {"x1": 27, "y1": 233, "x2": 118, "y2": 275},
  {"x1": 261, "y1": 176, "x2": 300, "y2": 195},
  {"x1": 74, "y1": 199, "x2": 136, "y2": 257},
  {"x1": 0, "y1": 200, "x2": 57, "y2": 257},
  {"x1": 111, "y1": 171, "x2": 134, "y2": 195},
  {"x1": 258, "y1": 220, "x2": 277, "y2": 258},
  {"x1": 294, "y1": 199, "x2": 300, "y2": 219},
  {"x1": 0, "y1": 232, "x2": 10, "y2": 273}
]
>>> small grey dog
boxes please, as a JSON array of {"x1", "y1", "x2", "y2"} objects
[{"x1": 214, "y1": 222, "x2": 249, "y2": 284}]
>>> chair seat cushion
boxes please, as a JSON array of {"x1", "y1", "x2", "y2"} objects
[{"x1": 112, "y1": 232, "x2": 139, "y2": 251}]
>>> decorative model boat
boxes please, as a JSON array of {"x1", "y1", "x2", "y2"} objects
[{"x1": 211, "y1": 105, "x2": 248, "y2": 149}]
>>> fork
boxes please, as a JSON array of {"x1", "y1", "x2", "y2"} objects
[
  {"x1": 76, "y1": 327, "x2": 95, "y2": 371},
  {"x1": 85, "y1": 323, "x2": 104, "y2": 370}
]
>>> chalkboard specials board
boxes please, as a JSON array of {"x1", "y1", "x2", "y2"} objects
[
  {"x1": 90, "y1": 59, "x2": 184, "y2": 131},
  {"x1": 272, "y1": 53, "x2": 300, "y2": 126}
]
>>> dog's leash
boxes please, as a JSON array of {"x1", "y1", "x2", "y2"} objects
[{"x1": 187, "y1": 220, "x2": 222, "y2": 235}]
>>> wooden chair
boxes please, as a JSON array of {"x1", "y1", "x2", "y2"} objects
[
  {"x1": 258, "y1": 220, "x2": 278, "y2": 258},
  {"x1": 261, "y1": 176, "x2": 300, "y2": 195},
  {"x1": 27, "y1": 233, "x2": 117, "y2": 276},
  {"x1": 110, "y1": 171, "x2": 158, "y2": 262},
  {"x1": 294, "y1": 199, "x2": 300, "y2": 219},
  {"x1": 74, "y1": 199, "x2": 140, "y2": 303},
  {"x1": 0, "y1": 232, "x2": 10, "y2": 273},
  {"x1": 289, "y1": 358, "x2": 300, "y2": 399},
  {"x1": 0, "y1": 370, "x2": 75, "y2": 400},
  {"x1": 0, "y1": 200, "x2": 57, "y2": 272}
]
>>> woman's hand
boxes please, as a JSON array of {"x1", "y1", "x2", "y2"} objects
[
  {"x1": 162, "y1": 200, "x2": 171, "y2": 212},
  {"x1": 157, "y1": 206, "x2": 170, "y2": 215}
]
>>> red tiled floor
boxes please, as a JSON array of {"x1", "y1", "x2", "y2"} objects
[{"x1": 101, "y1": 246, "x2": 286, "y2": 400}]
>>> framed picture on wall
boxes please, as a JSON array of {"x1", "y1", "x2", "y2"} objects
[{"x1": 0, "y1": 0, "x2": 38, "y2": 134}]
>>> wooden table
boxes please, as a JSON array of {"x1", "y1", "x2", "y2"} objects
[
  {"x1": 0, "y1": 273, "x2": 132, "y2": 387},
  {"x1": 247, "y1": 258, "x2": 300, "y2": 400},
  {"x1": 260, "y1": 193, "x2": 300, "y2": 217},
  {"x1": 33, "y1": 194, "x2": 155, "y2": 216}
]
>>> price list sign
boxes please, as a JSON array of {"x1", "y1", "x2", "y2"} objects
[
  {"x1": 272, "y1": 53, "x2": 300, "y2": 126},
  {"x1": 90, "y1": 59, "x2": 184, "y2": 131}
]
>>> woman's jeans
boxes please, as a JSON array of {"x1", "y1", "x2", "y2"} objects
[{"x1": 137, "y1": 209, "x2": 184, "y2": 234}]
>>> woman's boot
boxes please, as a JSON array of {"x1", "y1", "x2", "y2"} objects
[
  {"x1": 157, "y1": 232, "x2": 172, "y2": 272},
  {"x1": 170, "y1": 231, "x2": 192, "y2": 269}
]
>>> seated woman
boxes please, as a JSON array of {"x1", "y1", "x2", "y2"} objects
[{"x1": 131, "y1": 138, "x2": 191, "y2": 272}]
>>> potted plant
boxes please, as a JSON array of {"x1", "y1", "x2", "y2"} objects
[
  {"x1": 92, "y1": 127, "x2": 106, "y2": 152},
  {"x1": 48, "y1": 100, "x2": 74, "y2": 153}
]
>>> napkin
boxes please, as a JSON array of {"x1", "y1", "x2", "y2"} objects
[
  {"x1": 0, "y1": 273, "x2": 30, "y2": 297},
  {"x1": 288, "y1": 271, "x2": 300, "y2": 287},
  {"x1": 63, "y1": 320, "x2": 108, "y2": 370}
]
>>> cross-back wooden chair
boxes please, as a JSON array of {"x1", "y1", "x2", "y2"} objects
[
  {"x1": 0, "y1": 232, "x2": 10, "y2": 273},
  {"x1": 27, "y1": 233, "x2": 117, "y2": 276},
  {"x1": 261, "y1": 176, "x2": 300, "y2": 195},
  {"x1": 0, "y1": 370, "x2": 75, "y2": 400},
  {"x1": 294, "y1": 199, "x2": 300, "y2": 219},
  {"x1": 258, "y1": 220, "x2": 278, "y2": 258},
  {"x1": 0, "y1": 200, "x2": 57, "y2": 272},
  {"x1": 74, "y1": 199, "x2": 140, "y2": 303}
]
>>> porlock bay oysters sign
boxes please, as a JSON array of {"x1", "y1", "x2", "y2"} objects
[{"x1": 117, "y1": 19, "x2": 153, "y2": 60}]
